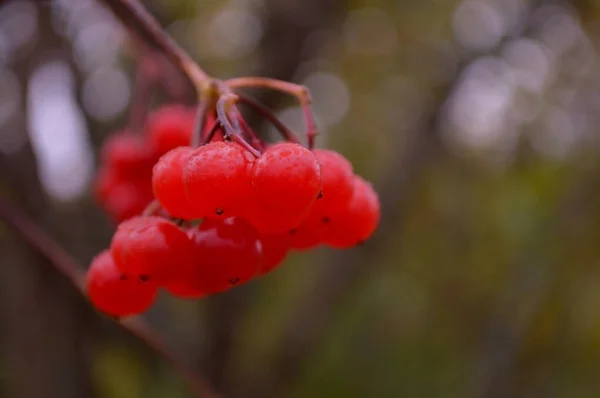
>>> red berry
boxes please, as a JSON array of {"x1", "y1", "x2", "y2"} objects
[
  {"x1": 152, "y1": 147, "x2": 196, "y2": 219},
  {"x1": 186, "y1": 217, "x2": 262, "y2": 293},
  {"x1": 321, "y1": 176, "x2": 380, "y2": 248},
  {"x1": 183, "y1": 142, "x2": 254, "y2": 218},
  {"x1": 110, "y1": 216, "x2": 195, "y2": 284},
  {"x1": 86, "y1": 250, "x2": 157, "y2": 317},
  {"x1": 101, "y1": 132, "x2": 156, "y2": 176},
  {"x1": 164, "y1": 282, "x2": 207, "y2": 299},
  {"x1": 258, "y1": 232, "x2": 291, "y2": 275},
  {"x1": 310, "y1": 149, "x2": 354, "y2": 216},
  {"x1": 147, "y1": 105, "x2": 196, "y2": 155},
  {"x1": 250, "y1": 143, "x2": 322, "y2": 216}
]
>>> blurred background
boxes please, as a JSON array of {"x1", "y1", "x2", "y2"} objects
[{"x1": 1, "y1": 0, "x2": 600, "y2": 397}]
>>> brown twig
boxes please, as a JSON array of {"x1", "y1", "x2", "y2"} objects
[{"x1": 0, "y1": 194, "x2": 221, "y2": 398}]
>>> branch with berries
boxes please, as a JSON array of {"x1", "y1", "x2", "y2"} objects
[
  {"x1": 90, "y1": 0, "x2": 381, "y2": 315},
  {"x1": 2, "y1": 0, "x2": 382, "y2": 396}
]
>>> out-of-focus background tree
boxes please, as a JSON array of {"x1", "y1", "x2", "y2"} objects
[{"x1": 2, "y1": 0, "x2": 600, "y2": 397}]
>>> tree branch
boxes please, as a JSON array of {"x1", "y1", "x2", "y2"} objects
[
  {"x1": 0, "y1": 194, "x2": 221, "y2": 398},
  {"x1": 100, "y1": 0, "x2": 208, "y2": 86}
]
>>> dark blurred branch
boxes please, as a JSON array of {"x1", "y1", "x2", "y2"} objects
[{"x1": 0, "y1": 195, "x2": 221, "y2": 398}]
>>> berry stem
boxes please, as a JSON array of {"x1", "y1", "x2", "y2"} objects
[
  {"x1": 225, "y1": 77, "x2": 318, "y2": 148},
  {"x1": 191, "y1": 101, "x2": 208, "y2": 147},
  {"x1": 236, "y1": 95, "x2": 300, "y2": 144},
  {"x1": 216, "y1": 93, "x2": 240, "y2": 138},
  {"x1": 216, "y1": 94, "x2": 262, "y2": 157},
  {"x1": 0, "y1": 195, "x2": 220, "y2": 398},
  {"x1": 233, "y1": 108, "x2": 263, "y2": 150},
  {"x1": 200, "y1": 118, "x2": 221, "y2": 146},
  {"x1": 99, "y1": 0, "x2": 210, "y2": 88}
]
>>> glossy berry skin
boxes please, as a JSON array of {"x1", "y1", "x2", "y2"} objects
[
  {"x1": 147, "y1": 105, "x2": 196, "y2": 155},
  {"x1": 152, "y1": 147, "x2": 195, "y2": 219},
  {"x1": 100, "y1": 132, "x2": 156, "y2": 176},
  {"x1": 183, "y1": 142, "x2": 254, "y2": 218},
  {"x1": 110, "y1": 216, "x2": 195, "y2": 284},
  {"x1": 250, "y1": 143, "x2": 322, "y2": 216},
  {"x1": 186, "y1": 217, "x2": 262, "y2": 294},
  {"x1": 321, "y1": 176, "x2": 381, "y2": 249},
  {"x1": 86, "y1": 250, "x2": 157, "y2": 317},
  {"x1": 310, "y1": 149, "x2": 354, "y2": 216},
  {"x1": 258, "y1": 232, "x2": 291, "y2": 275}
]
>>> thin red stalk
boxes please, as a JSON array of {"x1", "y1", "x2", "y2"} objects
[
  {"x1": 200, "y1": 119, "x2": 222, "y2": 146},
  {"x1": 191, "y1": 101, "x2": 208, "y2": 147},
  {"x1": 225, "y1": 77, "x2": 317, "y2": 148},
  {"x1": 233, "y1": 109, "x2": 263, "y2": 150},
  {"x1": 216, "y1": 95, "x2": 261, "y2": 157},
  {"x1": 0, "y1": 195, "x2": 220, "y2": 398},
  {"x1": 236, "y1": 95, "x2": 299, "y2": 144}
]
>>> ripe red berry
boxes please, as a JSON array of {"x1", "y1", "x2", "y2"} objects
[
  {"x1": 258, "y1": 232, "x2": 291, "y2": 275},
  {"x1": 310, "y1": 149, "x2": 354, "y2": 215},
  {"x1": 152, "y1": 147, "x2": 196, "y2": 219},
  {"x1": 183, "y1": 142, "x2": 254, "y2": 218},
  {"x1": 110, "y1": 216, "x2": 195, "y2": 284},
  {"x1": 86, "y1": 250, "x2": 157, "y2": 317},
  {"x1": 101, "y1": 131, "x2": 156, "y2": 176},
  {"x1": 250, "y1": 143, "x2": 322, "y2": 216},
  {"x1": 186, "y1": 217, "x2": 262, "y2": 293},
  {"x1": 321, "y1": 176, "x2": 381, "y2": 248},
  {"x1": 147, "y1": 105, "x2": 196, "y2": 155}
]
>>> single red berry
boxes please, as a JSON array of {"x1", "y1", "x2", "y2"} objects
[
  {"x1": 86, "y1": 250, "x2": 157, "y2": 317},
  {"x1": 110, "y1": 216, "x2": 195, "y2": 284},
  {"x1": 164, "y1": 282, "x2": 207, "y2": 299},
  {"x1": 186, "y1": 217, "x2": 262, "y2": 293},
  {"x1": 183, "y1": 142, "x2": 254, "y2": 219},
  {"x1": 250, "y1": 142, "x2": 322, "y2": 216},
  {"x1": 310, "y1": 149, "x2": 354, "y2": 216},
  {"x1": 100, "y1": 131, "x2": 156, "y2": 176},
  {"x1": 152, "y1": 147, "x2": 196, "y2": 219},
  {"x1": 147, "y1": 105, "x2": 196, "y2": 155},
  {"x1": 321, "y1": 176, "x2": 381, "y2": 248},
  {"x1": 258, "y1": 232, "x2": 291, "y2": 275}
]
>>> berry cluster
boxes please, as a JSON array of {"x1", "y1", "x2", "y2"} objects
[
  {"x1": 94, "y1": 105, "x2": 220, "y2": 222},
  {"x1": 87, "y1": 103, "x2": 380, "y2": 318}
]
